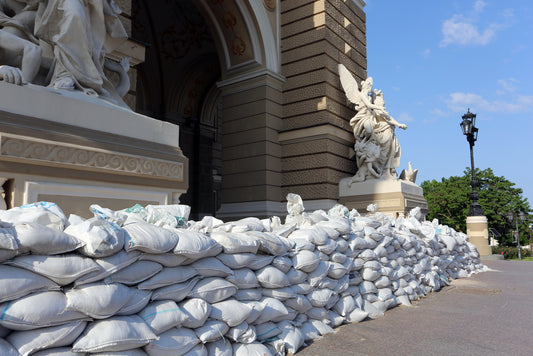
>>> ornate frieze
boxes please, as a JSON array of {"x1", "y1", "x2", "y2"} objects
[{"x1": 0, "y1": 134, "x2": 184, "y2": 181}]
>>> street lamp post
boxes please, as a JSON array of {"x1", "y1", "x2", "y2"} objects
[
  {"x1": 460, "y1": 109, "x2": 484, "y2": 216},
  {"x1": 507, "y1": 211, "x2": 526, "y2": 260}
]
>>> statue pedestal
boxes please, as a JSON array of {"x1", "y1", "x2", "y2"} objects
[
  {"x1": 0, "y1": 82, "x2": 188, "y2": 217},
  {"x1": 338, "y1": 177, "x2": 427, "y2": 218},
  {"x1": 466, "y1": 216, "x2": 492, "y2": 256}
]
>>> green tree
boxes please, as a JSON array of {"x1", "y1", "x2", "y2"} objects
[{"x1": 421, "y1": 168, "x2": 531, "y2": 246}]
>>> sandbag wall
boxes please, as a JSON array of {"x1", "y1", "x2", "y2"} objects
[{"x1": 0, "y1": 201, "x2": 486, "y2": 356}]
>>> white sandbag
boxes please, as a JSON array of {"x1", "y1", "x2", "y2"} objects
[
  {"x1": 189, "y1": 277, "x2": 237, "y2": 304},
  {"x1": 66, "y1": 283, "x2": 135, "y2": 318},
  {"x1": 330, "y1": 251, "x2": 347, "y2": 264},
  {"x1": 270, "y1": 321, "x2": 304, "y2": 356},
  {"x1": 138, "y1": 266, "x2": 198, "y2": 290},
  {"x1": 0, "y1": 226, "x2": 17, "y2": 250},
  {"x1": 334, "y1": 295, "x2": 356, "y2": 316},
  {"x1": 291, "y1": 282, "x2": 313, "y2": 295},
  {"x1": 318, "y1": 276, "x2": 338, "y2": 290},
  {"x1": 144, "y1": 204, "x2": 191, "y2": 228},
  {"x1": 234, "y1": 289, "x2": 262, "y2": 301},
  {"x1": 179, "y1": 298, "x2": 212, "y2": 329},
  {"x1": 0, "y1": 202, "x2": 66, "y2": 230},
  {"x1": 0, "y1": 338, "x2": 19, "y2": 356},
  {"x1": 72, "y1": 315, "x2": 157, "y2": 353},
  {"x1": 0, "y1": 291, "x2": 89, "y2": 331},
  {"x1": 225, "y1": 322, "x2": 256, "y2": 344},
  {"x1": 286, "y1": 268, "x2": 308, "y2": 285},
  {"x1": 255, "y1": 322, "x2": 281, "y2": 341},
  {"x1": 75, "y1": 250, "x2": 141, "y2": 286},
  {"x1": 362, "y1": 268, "x2": 381, "y2": 282},
  {"x1": 439, "y1": 234, "x2": 458, "y2": 252},
  {"x1": 216, "y1": 253, "x2": 273, "y2": 270},
  {"x1": 139, "y1": 253, "x2": 192, "y2": 267},
  {"x1": 191, "y1": 257, "x2": 233, "y2": 277},
  {"x1": 284, "y1": 294, "x2": 312, "y2": 313},
  {"x1": 210, "y1": 232, "x2": 259, "y2": 254},
  {"x1": 0, "y1": 325, "x2": 9, "y2": 337},
  {"x1": 316, "y1": 238, "x2": 337, "y2": 255},
  {"x1": 334, "y1": 275, "x2": 350, "y2": 294},
  {"x1": 183, "y1": 344, "x2": 207, "y2": 356},
  {"x1": 261, "y1": 286, "x2": 297, "y2": 300},
  {"x1": 318, "y1": 217, "x2": 352, "y2": 235},
  {"x1": 65, "y1": 217, "x2": 124, "y2": 258},
  {"x1": 255, "y1": 266, "x2": 289, "y2": 289},
  {"x1": 138, "y1": 300, "x2": 188, "y2": 335},
  {"x1": 228, "y1": 217, "x2": 264, "y2": 232},
  {"x1": 226, "y1": 268, "x2": 259, "y2": 289},
  {"x1": 6, "y1": 320, "x2": 87, "y2": 356},
  {"x1": 88, "y1": 350, "x2": 149, "y2": 356},
  {"x1": 346, "y1": 308, "x2": 368, "y2": 323},
  {"x1": 0, "y1": 265, "x2": 60, "y2": 303},
  {"x1": 271, "y1": 256, "x2": 292, "y2": 273},
  {"x1": 194, "y1": 320, "x2": 229, "y2": 343},
  {"x1": 105, "y1": 261, "x2": 163, "y2": 285},
  {"x1": 233, "y1": 342, "x2": 273, "y2": 356},
  {"x1": 328, "y1": 262, "x2": 349, "y2": 279},
  {"x1": 15, "y1": 223, "x2": 84, "y2": 255},
  {"x1": 292, "y1": 250, "x2": 320, "y2": 273},
  {"x1": 374, "y1": 276, "x2": 391, "y2": 289},
  {"x1": 210, "y1": 299, "x2": 252, "y2": 327},
  {"x1": 307, "y1": 261, "x2": 329, "y2": 287},
  {"x1": 0, "y1": 248, "x2": 17, "y2": 263},
  {"x1": 253, "y1": 298, "x2": 289, "y2": 325},
  {"x1": 151, "y1": 276, "x2": 201, "y2": 302},
  {"x1": 144, "y1": 327, "x2": 199, "y2": 356},
  {"x1": 246, "y1": 231, "x2": 291, "y2": 256},
  {"x1": 6, "y1": 254, "x2": 100, "y2": 286},
  {"x1": 116, "y1": 289, "x2": 153, "y2": 316},
  {"x1": 173, "y1": 230, "x2": 222, "y2": 260},
  {"x1": 205, "y1": 338, "x2": 232, "y2": 356},
  {"x1": 29, "y1": 347, "x2": 86, "y2": 355},
  {"x1": 359, "y1": 281, "x2": 378, "y2": 295},
  {"x1": 289, "y1": 237, "x2": 315, "y2": 251},
  {"x1": 288, "y1": 228, "x2": 328, "y2": 246},
  {"x1": 123, "y1": 222, "x2": 179, "y2": 253},
  {"x1": 307, "y1": 289, "x2": 335, "y2": 308},
  {"x1": 327, "y1": 310, "x2": 345, "y2": 328}
]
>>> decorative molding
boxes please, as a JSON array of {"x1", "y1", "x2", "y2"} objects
[
  {"x1": 263, "y1": 0, "x2": 275, "y2": 11},
  {"x1": 0, "y1": 134, "x2": 184, "y2": 181}
]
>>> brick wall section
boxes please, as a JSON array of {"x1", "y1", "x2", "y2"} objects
[{"x1": 280, "y1": 0, "x2": 367, "y2": 201}]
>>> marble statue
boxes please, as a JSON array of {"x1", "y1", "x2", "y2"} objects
[
  {"x1": 338, "y1": 64, "x2": 407, "y2": 183},
  {"x1": 399, "y1": 161, "x2": 418, "y2": 184},
  {"x1": 0, "y1": 0, "x2": 131, "y2": 107}
]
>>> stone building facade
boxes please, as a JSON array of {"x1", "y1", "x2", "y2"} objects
[
  {"x1": 0, "y1": 0, "x2": 367, "y2": 219},
  {"x1": 125, "y1": 0, "x2": 367, "y2": 220}
]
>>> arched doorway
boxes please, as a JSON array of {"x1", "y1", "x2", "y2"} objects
[{"x1": 132, "y1": 0, "x2": 284, "y2": 220}]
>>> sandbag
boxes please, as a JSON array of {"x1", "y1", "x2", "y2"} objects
[
  {"x1": 15, "y1": 223, "x2": 84, "y2": 255},
  {"x1": 226, "y1": 268, "x2": 259, "y2": 289},
  {"x1": 75, "y1": 251, "x2": 141, "y2": 286},
  {"x1": 205, "y1": 338, "x2": 232, "y2": 356},
  {"x1": 179, "y1": 298, "x2": 212, "y2": 329},
  {"x1": 65, "y1": 217, "x2": 124, "y2": 258},
  {"x1": 0, "y1": 265, "x2": 60, "y2": 303},
  {"x1": 144, "y1": 327, "x2": 199, "y2": 356},
  {"x1": 151, "y1": 276, "x2": 201, "y2": 302},
  {"x1": 255, "y1": 266, "x2": 289, "y2": 289},
  {"x1": 138, "y1": 300, "x2": 188, "y2": 335},
  {"x1": 138, "y1": 266, "x2": 198, "y2": 290},
  {"x1": 116, "y1": 289, "x2": 153, "y2": 316},
  {"x1": 210, "y1": 232, "x2": 259, "y2": 254},
  {"x1": 0, "y1": 291, "x2": 89, "y2": 331},
  {"x1": 105, "y1": 261, "x2": 163, "y2": 285},
  {"x1": 189, "y1": 277, "x2": 237, "y2": 304},
  {"x1": 210, "y1": 299, "x2": 252, "y2": 327},
  {"x1": 0, "y1": 338, "x2": 19, "y2": 356},
  {"x1": 173, "y1": 230, "x2": 222, "y2": 260},
  {"x1": 65, "y1": 283, "x2": 135, "y2": 319},
  {"x1": 123, "y1": 222, "x2": 179, "y2": 254},
  {"x1": 6, "y1": 321, "x2": 87, "y2": 356},
  {"x1": 225, "y1": 321, "x2": 256, "y2": 344},
  {"x1": 233, "y1": 342, "x2": 273, "y2": 356},
  {"x1": 0, "y1": 202, "x2": 66, "y2": 230},
  {"x1": 194, "y1": 320, "x2": 229, "y2": 343},
  {"x1": 72, "y1": 316, "x2": 157, "y2": 353},
  {"x1": 191, "y1": 257, "x2": 233, "y2": 278}
]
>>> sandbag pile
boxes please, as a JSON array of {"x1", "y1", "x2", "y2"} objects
[{"x1": 0, "y1": 197, "x2": 486, "y2": 356}]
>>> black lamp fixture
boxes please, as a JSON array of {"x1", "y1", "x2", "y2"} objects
[{"x1": 460, "y1": 109, "x2": 484, "y2": 216}]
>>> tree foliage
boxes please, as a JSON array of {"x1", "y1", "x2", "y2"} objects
[{"x1": 421, "y1": 168, "x2": 532, "y2": 245}]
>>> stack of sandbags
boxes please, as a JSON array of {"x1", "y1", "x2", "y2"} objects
[{"x1": 0, "y1": 197, "x2": 486, "y2": 356}]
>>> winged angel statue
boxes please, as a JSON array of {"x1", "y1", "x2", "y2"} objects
[{"x1": 338, "y1": 64, "x2": 408, "y2": 183}]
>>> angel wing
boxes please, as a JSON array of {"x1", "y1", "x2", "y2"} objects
[{"x1": 338, "y1": 64, "x2": 360, "y2": 104}]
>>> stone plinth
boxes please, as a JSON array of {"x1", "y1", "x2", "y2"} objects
[
  {"x1": 338, "y1": 177, "x2": 427, "y2": 218},
  {"x1": 466, "y1": 215, "x2": 492, "y2": 256},
  {"x1": 0, "y1": 82, "x2": 188, "y2": 218}
]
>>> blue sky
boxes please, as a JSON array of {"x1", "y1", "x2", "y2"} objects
[{"x1": 364, "y1": 0, "x2": 533, "y2": 205}]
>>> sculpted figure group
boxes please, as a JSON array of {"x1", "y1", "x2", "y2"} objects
[
  {"x1": 338, "y1": 64, "x2": 410, "y2": 184},
  {"x1": 0, "y1": 0, "x2": 130, "y2": 107}
]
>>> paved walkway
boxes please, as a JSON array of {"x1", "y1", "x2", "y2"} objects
[{"x1": 297, "y1": 260, "x2": 533, "y2": 356}]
